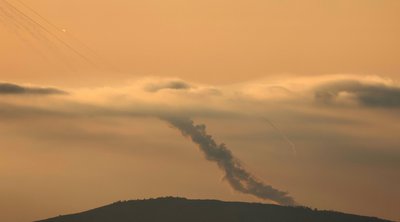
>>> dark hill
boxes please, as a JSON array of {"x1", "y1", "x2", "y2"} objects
[{"x1": 37, "y1": 197, "x2": 392, "y2": 222}]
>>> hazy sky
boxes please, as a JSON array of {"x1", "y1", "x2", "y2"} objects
[
  {"x1": 1, "y1": 0, "x2": 400, "y2": 85},
  {"x1": 0, "y1": 1, "x2": 399, "y2": 222}
]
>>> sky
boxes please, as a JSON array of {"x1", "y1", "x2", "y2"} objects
[{"x1": 0, "y1": 0, "x2": 399, "y2": 221}]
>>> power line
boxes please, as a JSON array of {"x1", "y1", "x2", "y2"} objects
[
  {"x1": 2, "y1": 0, "x2": 96, "y2": 66},
  {"x1": 11, "y1": 0, "x2": 121, "y2": 72}
]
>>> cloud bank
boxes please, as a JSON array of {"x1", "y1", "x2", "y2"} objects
[
  {"x1": 1, "y1": 74, "x2": 399, "y2": 205},
  {"x1": 315, "y1": 79, "x2": 400, "y2": 107},
  {"x1": 3, "y1": 75, "x2": 397, "y2": 118}
]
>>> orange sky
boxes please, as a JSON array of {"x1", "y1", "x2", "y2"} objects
[
  {"x1": 0, "y1": 1, "x2": 400, "y2": 222},
  {"x1": 1, "y1": 0, "x2": 399, "y2": 86}
]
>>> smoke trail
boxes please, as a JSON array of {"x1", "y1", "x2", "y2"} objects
[{"x1": 163, "y1": 116, "x2": 296, "y2": 206}]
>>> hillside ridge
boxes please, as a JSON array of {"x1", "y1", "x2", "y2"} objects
[{"x1": 37, "y1": 197, "x2": 394, "y2": 222}]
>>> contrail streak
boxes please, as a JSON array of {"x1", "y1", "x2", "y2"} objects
[
  {"x1": 1, "y1": 0, "x2": 119, "y2": 71},
  {"x1": 0, "y1": 3, "x2": 51, "y2": 60},
  {"x1": 163, "y1": 116, "x2": 296, "y2": 206},
  {"x1": 0, "y1": 0, "x2": 76, "y2": 69},
  {"x1": 11, "y1": 0, "x2": 117, "y2": 71},
  {"x1": 264, "y1": 118, "x2": 297, "y2": 156},
  {"x1": 2, "y1": 0, "x2": 95, "y2": 66}
]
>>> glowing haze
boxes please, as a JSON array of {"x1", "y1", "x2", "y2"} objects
[{"x1": 0, "y1": 1, "x2": 399, "y2": 222}]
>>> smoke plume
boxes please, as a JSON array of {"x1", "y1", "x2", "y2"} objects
[{"x1": 164, "y1": 116, "x2": 296, "y2": 206}]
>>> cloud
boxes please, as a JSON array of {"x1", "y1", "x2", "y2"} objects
[
  {"x1": 1, "y1": 75, "x2": 399, "y2": 120},
  {"x1": 144, "y1": 79, "x2": 192, "y2": 92},
  {"x1": 314, "y1": 80, "x2": 400, "y2": 107},
  {"x1": 1, "y1": 75, "x2": 400, "y2": 221},
  {"x1": 1, "y1": 75, "x2": 399, "y2": 122},
  {"x1": 1, "y1": 74, "x2": 400, "y2": 207},
  {"x1": 0, "y1": 82, "x2": 67, "y2": 95}
]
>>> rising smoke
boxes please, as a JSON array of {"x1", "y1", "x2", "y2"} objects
[
  {"x1": 0, "y1": 80, "x2": 296, "y2": 206},
  {"x1": 163, "y1": 116, "x2": 296, "y2": 206}
]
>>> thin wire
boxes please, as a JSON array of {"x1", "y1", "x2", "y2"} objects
[
  {"x1": 11, "y1": 0, "x2": 121, "y2": 72},
  {"x1": 2, "y1": 0, "x2": 96, "y2": 66},
  {"x1": 0, "y1": 0, "x2": 77, "y2": 69}
]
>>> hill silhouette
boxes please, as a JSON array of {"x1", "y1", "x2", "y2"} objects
[{"x1": 37, "y1": 197, "x2": 392, "y2": 222}]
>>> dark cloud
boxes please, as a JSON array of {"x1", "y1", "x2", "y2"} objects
[
  {"x1": 0, "y1": 82, "x2": 67, "y2": 95},
  {"x1": 314, "y1": 80, "x2": 400, "y2": 107},
  {"x1": 164, "y1": 116, "x2": 296, "y2": 206},
  {"x1": 145, "y1": 80, "x2": 192, "y2": 92}
]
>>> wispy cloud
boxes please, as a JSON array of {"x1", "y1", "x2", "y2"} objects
[
  {"x1": 144, "y1": 79, "x2": 193, "y2": 92},
  {"x1": 0, "y1": 82, "x2": 67, "y2": 95},
  {"x1": 314, "y1": 79, "x2": 400, "y2": 107}
]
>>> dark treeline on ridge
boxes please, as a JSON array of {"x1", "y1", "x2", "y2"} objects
[{"x1": 37, "y1": 197, "x2": 393, "y2": 222}]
